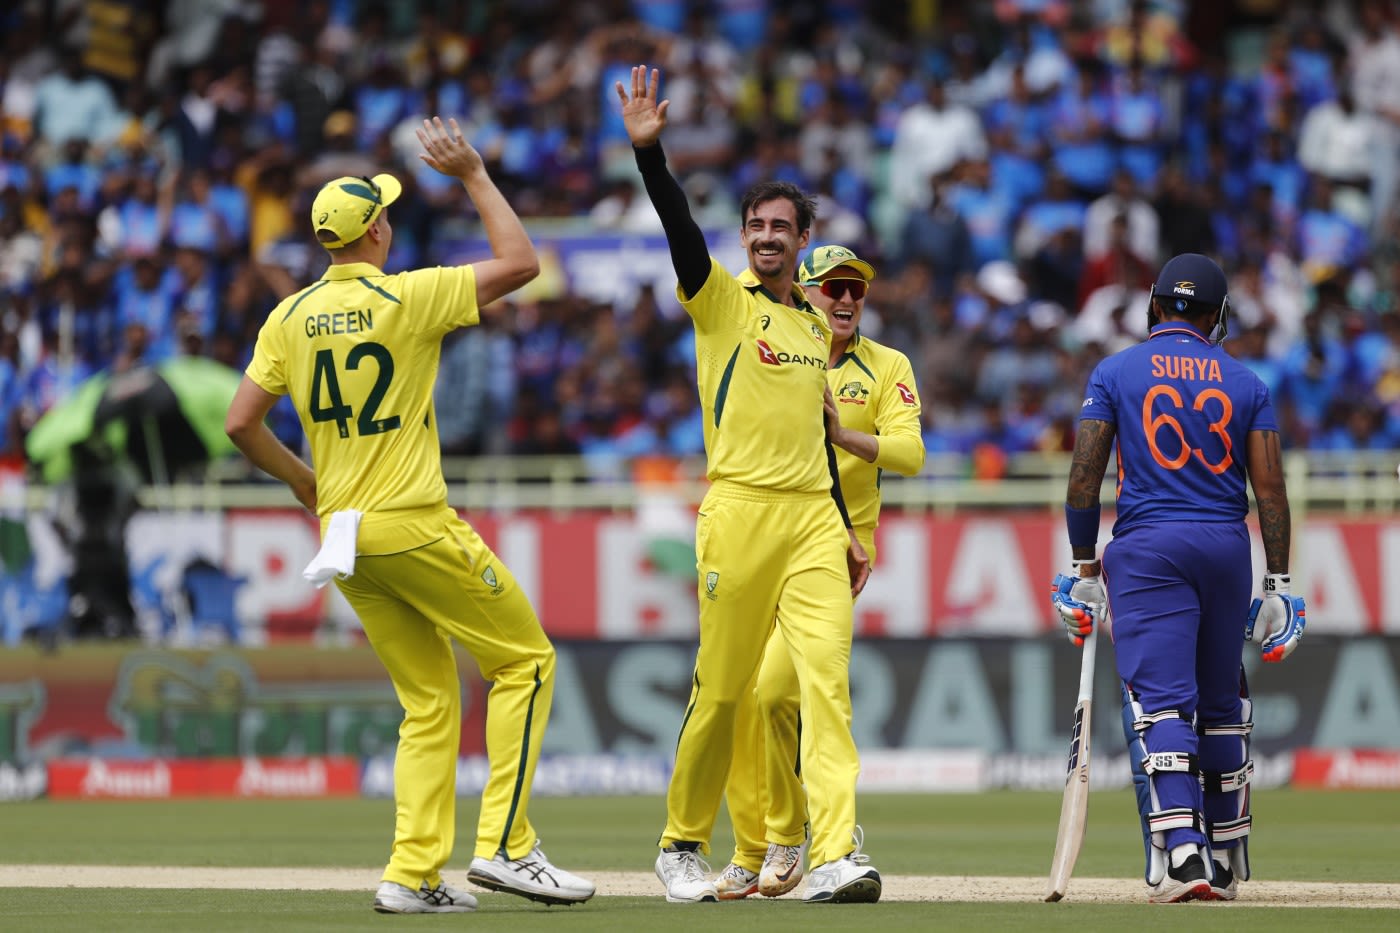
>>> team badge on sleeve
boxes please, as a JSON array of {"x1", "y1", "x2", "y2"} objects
[{"x1": 896, "y1": 382, "x2": 917, "y2": 406}]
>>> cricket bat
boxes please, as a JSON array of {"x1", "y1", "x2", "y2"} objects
[{"x1": 1045, "y1": 623, "x2": 1098, "y2": 902}]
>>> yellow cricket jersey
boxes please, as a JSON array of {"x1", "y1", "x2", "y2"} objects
[
  {"x1": 828, "y1": 334, "x2": 925, "y2": 532},
  {"x1": 246, "y1": 261, "x2": 478, "y2": 548},
  {"x1": 681, "y1": 260, "x2": 834, "y2": 493}
]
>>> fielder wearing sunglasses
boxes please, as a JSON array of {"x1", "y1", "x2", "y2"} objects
[{"x1": 819, "y1": 278, "x2": 868, "y2": 301}]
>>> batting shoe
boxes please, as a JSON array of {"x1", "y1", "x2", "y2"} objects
[
  {"x1": 803, "y1": 826, "x2": 881, "y2": 904},
  {"x1": 1148, "y1": 852, "x2": 1212, "y2": 903},
  {"x1": 758, "y1": 840, "x2": 806, "y2": 897},
  {"x1": 372, "y1": 880, "x2": 477, "y2": 913},
  {"x1": 655, "y1": 845, "x2": 718, "y2": 903},
  {"x1": 1208, "y1": 859, "x2": 1238, "y2": 901},
  {"x1": 714, "y1": 862, "x2": 760, "y2": 900},
  {"x1": 467, "y1": 841, "x2": 595, "y2": 906}
]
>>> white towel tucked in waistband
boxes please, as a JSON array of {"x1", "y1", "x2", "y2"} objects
[{"x1": 301, "y1": 509, "x2": 363, "y2": 588}]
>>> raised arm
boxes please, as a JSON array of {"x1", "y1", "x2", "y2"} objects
[
  {"x1": 616, "y1": 65, "x2": 710, "y2": 298},
  {"x1": 416, "y1": 116, "x2": 539, "y2": 307}
]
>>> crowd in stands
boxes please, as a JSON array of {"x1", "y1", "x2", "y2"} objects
[{"x1": 2, "y1": 0, "x2": 1400, "y2": 484}]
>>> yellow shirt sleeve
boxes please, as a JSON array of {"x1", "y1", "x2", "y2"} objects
[
  {"x1": 400, "y1": 265, "x2": 480, "y2": 338},
  {"x1": 678, "y1": 258, "x2": 749, "y2": 334},
  {"x1": 245, "y1": 304, "x2": 290, "y2": 396},
  {"x1": 871, "y1": 348, "x2": 925, "y2": 477}
]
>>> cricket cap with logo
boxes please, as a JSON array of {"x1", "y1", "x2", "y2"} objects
[
  {"x1": 799, "y1": 244, "x2": 876, "y2": 284},
  {"x1": 1153, "y1": 252, "x2": 1228, "y2": 311},
  {"x1": 310, "y1": 173, "x2": 402, "y2": 248}
]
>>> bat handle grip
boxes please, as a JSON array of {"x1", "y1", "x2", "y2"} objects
[{"x1": 1076, "y1": 625, "x2": 1098, "y2": 702}]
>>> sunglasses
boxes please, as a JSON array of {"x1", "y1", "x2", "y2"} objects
[{"x1": 818, "y1": 278, "x2": 867, "y2": 301}]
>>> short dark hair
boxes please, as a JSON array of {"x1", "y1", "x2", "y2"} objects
[{"x1": 739, "y1": 181, "x2": 816, "y2": 233}]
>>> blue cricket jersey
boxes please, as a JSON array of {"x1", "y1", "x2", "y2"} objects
[{"x1": 1080, "y1": 322, "x2": 1278, "y2": 535}]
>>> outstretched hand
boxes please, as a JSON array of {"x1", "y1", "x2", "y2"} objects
[
  {"x1": 615, "y1": 65, "x2": 670, "y2": 147},
  {"x1": 416, "y1": 116, "x2": 485, "y2": 179}
]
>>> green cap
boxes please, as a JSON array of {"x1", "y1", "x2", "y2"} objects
[{"x1": 799, "y1": 244, "x2": 876, "y2": 284}]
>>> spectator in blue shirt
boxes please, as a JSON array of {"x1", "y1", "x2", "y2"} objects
[
  {"x1": 895, "y1": 175, "x2": 975, "y2": 298},
  {"x1": 1295, "y1": 176, "x2": 1368, "y2": 273},
  {"x1": 1049, "y1": 63, "x2": 1115, "y2": 197}
]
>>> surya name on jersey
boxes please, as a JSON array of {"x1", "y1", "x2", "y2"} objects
[
  {"x1": 1150, "y1": 354, "x2": 1222, "y2": 382},
  {"x1": 304, "y1": 308, "x2": 376, "y2": 338}
]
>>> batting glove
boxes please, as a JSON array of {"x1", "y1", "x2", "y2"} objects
[
  {"x1": 1051, "y1": 571, "x2": 1105, "y2": 647},
  {"x1": 1245, "y1": 573, "x2": 1306, "y2": 662}
]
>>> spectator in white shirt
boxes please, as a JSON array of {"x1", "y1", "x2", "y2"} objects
[
  {"x1": 888, "y1": 78, "x2": 986, "y2": 215},
  {"x1": 1348, "y1": 0, "x2": 1400, "y2": 234},
  {"x1": 1297, "y1": 76, "x2": 1378, "y2": 228},
  {"x1": 1083, "y1": 168, "x2": 1160, "y2": 262}
]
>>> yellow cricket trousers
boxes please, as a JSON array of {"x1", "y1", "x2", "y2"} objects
[
  {"x1": 661, "y1": 481, "x2": 861, "y2": 868},
  {"x1": 725, "y1": 528, "x2": 875, "y2": 871},
  {"x1": 336, "y1": 513, "x2": 555, "y2": 891}
]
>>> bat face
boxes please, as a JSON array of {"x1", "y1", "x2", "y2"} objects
[
  {"x1": 1046, "y1": 696, "x2": 1093, "y2": 901},
  {"x1": 1047, "y1": 622, "x2": 1098, "y2": 902}
]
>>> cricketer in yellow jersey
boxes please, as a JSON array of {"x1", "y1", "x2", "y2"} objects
[
  {"x1": 718, "y1": 246, "x2": 926, "y2": 900},
  {"x1": 224, "y1": 117, "x2": 594, "y2": 915},
  {"x1": 618, "y1": 66, "x2": 882, "y2": 905}
]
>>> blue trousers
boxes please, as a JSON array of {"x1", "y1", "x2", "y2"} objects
[{"x1": 1104, "y1": 520, "x2": 1251, "y2": 851}]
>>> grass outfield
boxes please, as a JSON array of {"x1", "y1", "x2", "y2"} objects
[{"x1": 0, "y1": 790, "x2": 1397, "y2": 930}]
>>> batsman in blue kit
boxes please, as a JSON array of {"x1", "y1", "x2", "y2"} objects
[{"x1": 1051, "y1": 253, "x2": 1306, "y2": 903}]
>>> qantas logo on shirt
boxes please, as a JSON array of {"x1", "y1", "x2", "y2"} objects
[
  {"x1": 896, "y1": 382, "x2": 917, "y2": 405},
  {"x1": 755, "y1": 339, "x2": 826, "y2": 369}
]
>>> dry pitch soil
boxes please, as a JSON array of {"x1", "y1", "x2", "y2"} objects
[{"x1": 2, "y1": 866, "x2": 1399, "y2": 908}]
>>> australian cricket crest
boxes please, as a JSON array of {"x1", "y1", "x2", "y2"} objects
[
  {"x1": 481, "y1": 565, "x2": 504, "y2": 595},
  {"x1": 837, "y1": 380, "x2": 869, "y2": 405},
  {"x1": 705, "y1": 571, "x2": 719, "y2": 600}
]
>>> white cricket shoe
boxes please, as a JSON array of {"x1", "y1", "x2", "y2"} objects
[
  {"x1": 714, "y1": 862, "x2": 760, "y2": 900},
  {"x1": 803, "y1": 826, "x2": 881, "y2": 903},
  {"x1": 467, "y1": 841, "x2": 595, "y2": 905},
  {"x1": 758, "y1": 840, "x2": 806, "y2": 897},
  {"x1": 655, "y1": 847, "x2": 718, "y2": 902},
  {"x1": 373, "y1": 880, "x2": 477, "y2": 913}
]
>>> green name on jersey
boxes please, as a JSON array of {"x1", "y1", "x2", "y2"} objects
[{"x1": 304, "y1": 309, "x2": 374, "y2": 338}]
